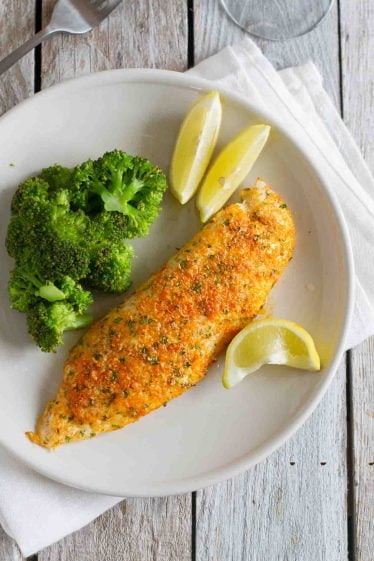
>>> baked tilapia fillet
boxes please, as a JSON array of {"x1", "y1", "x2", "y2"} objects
[{"x1": 28, "y1": 179, "x2": 295, "y2": 447}]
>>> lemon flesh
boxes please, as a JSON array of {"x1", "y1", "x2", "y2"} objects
[
  {"x1": 170, "y1": 91, "x2": 222, "y2": 204},
  {"x1": 223, "y1": 318, "x2": 321, "y2": 389},
  {"x1": 196, "y1": 124, "x2": 270, "y2": 222}
]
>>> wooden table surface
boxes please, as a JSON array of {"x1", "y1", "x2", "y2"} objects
[{"x1": 0, "y1": 1, "x2": 372, "y2": 560}]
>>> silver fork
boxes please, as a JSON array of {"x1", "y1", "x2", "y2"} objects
[{"x1": 0, "y1": 0, "x2": 122, "y2": 76}]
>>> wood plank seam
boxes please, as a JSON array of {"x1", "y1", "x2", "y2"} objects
[
  {"x1": 346, "y1": 351, "x2": 356, "y2": 561},
  {"x1": 187, "y1": 0, "x2": 195, "y2": 68},
  {"x1": 34, "y1": 0, "x2": 42, "y2": 93},
  {"x1": 336, "y1": 0, "x2": 345, "y2": 118}
]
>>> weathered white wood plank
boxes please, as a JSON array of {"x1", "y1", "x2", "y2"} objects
[
  {"x1": 0, "y1": 1, "x2": 36, "y2": 559},
  {"x1": 0, "y1": 0, "x2": 35, "y2": 114},
  {"x1": 349, "y1": 340, "x2": 374, "y2": 560},
  {"x1": 341, "y1": 3, "x2": 374, "y2": 558},
  {"x1": 340, "y1": 0, "x2": 374, "y2": 166},
  {"x1": 194, "y1": 2, "x2": 348, "y2": 560},
  {"x1": 39, "y1": 1, "x2": 190, "y2": 560},
  {"x1": 41, "y1": 0, "x2": 188, "y2": 88},
  {"x1": 39, "y1": 496, "x2": 191, "y2": 561}
]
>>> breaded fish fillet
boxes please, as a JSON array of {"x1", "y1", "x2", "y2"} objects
[{"x1": 28, "y1": 180, "x2": 295, "y2": 447}]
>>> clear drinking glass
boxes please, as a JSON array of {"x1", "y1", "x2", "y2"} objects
[{"x1": 220, "y1": 0, "x2": 335, "y2": 41}]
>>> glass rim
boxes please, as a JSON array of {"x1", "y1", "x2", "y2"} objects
[{"x1": 219, "y1": 0, "x2": 335, "y2": 42}]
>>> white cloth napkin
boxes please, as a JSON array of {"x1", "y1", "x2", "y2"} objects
[{"x1": 1, "y1": 38, "x2": 374, "y2": 557}]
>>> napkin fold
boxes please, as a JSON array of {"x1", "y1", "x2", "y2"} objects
[{"x1": 1, "y1": 38, "x2": 373, "y2": 557}]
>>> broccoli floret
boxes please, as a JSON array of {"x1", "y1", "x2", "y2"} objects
[
  {"x1": 58, "y1": 276, "x2": 93, "y2": 312},
  {"x1": 6, "y1": 179, "x2": 91, "y2": 281},
  {"x1": 10, "y1": 268, "x2": 93, "y2": 352},
  {"x1": 88, "y1": 211, "x2": 131, "y2": 244},
  {"x1": 40, "y1": 165, "x2": 73, "y2": 191},
  {"x1": 41, "y1": 164, "x2": 91, "y2": 213},
  {"x1": 6, "y1": 178, "x2": 51, "y2": 260},
  {"x1": 87, "y1": 242, "x2": 134, "y2": 293},
  {"x1": 74, "y1": 150, "x2": 167, "y2": 238},
  {"x1": 8, "y1": 268, "x2": 66, "y2": 312},
  {"x1": 10, "y1": 177, "x2": 50, "y2": 215},
  {"x1": 36, "y1": 232, "x2": 91, "y2": 280},
  {"x1": 27, "y1": 301, "x2": 92, "y2": 353},
  {"x1": 8, "y1": 266, "x2": 92, "y2": 311},
  {"x1": 8, "y1": 270, "x2": 39, "y2": 312},
  {"x1": 70, "y1": 159, "x2": 100, "y2": 213},
  {"x1": 49, "y1": 190, "x2": 88, "y2": 240},
  {"x1": 7, "y1": 218, "x2": 91, "y2": 281}
]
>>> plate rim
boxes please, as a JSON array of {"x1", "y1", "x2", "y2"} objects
[{"x1": 0, "y1": 68, "x2": 355, "y2": 497}]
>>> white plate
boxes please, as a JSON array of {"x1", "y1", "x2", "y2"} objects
[{"x1": 0, "y1": 70, "x2": 353, "y2": 496}]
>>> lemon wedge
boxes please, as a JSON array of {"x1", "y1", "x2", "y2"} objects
[
  {"x1": 170, "y1": 91, "x2": 222, "y2": 204},
  {"x1": 223, "y1": 318, "x2": 321, "y2": 389},
  {"x1": 196, "y1": 124, "x2": 270, "y2": 222}
]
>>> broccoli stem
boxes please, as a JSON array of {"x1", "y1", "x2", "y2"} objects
[
  {"x1": 66, "y1": 313, "x2": 93, "y2": 330},
  {"x1": 92, "y1": 169, "x2": 144, "y2": 225},
  {"x1": 22, "y1": 272, "x2": 66, "y2": 303},
  {"x1": 37, "y1": 283, "x2": 66, "y2": 302}
]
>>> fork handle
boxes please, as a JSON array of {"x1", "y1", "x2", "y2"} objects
[{"x1": 0, "y1": 26, "x2": 58, "y2": 76}]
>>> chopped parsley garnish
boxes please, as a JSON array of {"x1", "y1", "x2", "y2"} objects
[
  {"x1": 127, "y1": 319, "x2": 136, "y2": 336},
  {"x1": 147, "y1": 355, "x2": 159, "y2": 365},
  {"x1": 192, "y1": 281, "x2": 203, "y2": 293},
  {"x1": 140, "y1": 315, "x2": 155, "y2": 325}
]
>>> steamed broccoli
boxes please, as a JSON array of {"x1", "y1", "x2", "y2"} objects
[
  {"x1": 8, "y1": 268, "x2": 93, "y2": 319},
  {"x1": 40, "y1": 164, "x2": 73, "y2": 191},
  {"x1": 9, "y1": 177, "x2": 50, "y2": 216},
  {"x1": 87, "y1": 242, "x2": 135, "y2": 293},
  {"x1": 6, "y1": 178, "x2": 91, "y2": 281},
  {"x1": 8, "y1": 266, "x2": 93, "y2": 352},
  {"x1": 58, "y1": 276, "x2": 93, "y2": 312},
  {"x1": 74, "y1": 150, "x2": 167, "y2": 238},
  {"x1": 6, "y1": 149, "x2": 167, "y2": 352},
  {"x1": 87, "y1": 211, "x2": 132, "y2": 244},
  {"x1": 27, "y1": 301, "x2": 93, "y2": 353},
  {"x1": 8, "y1": 269, "x2": 65, "y2": 313}
]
